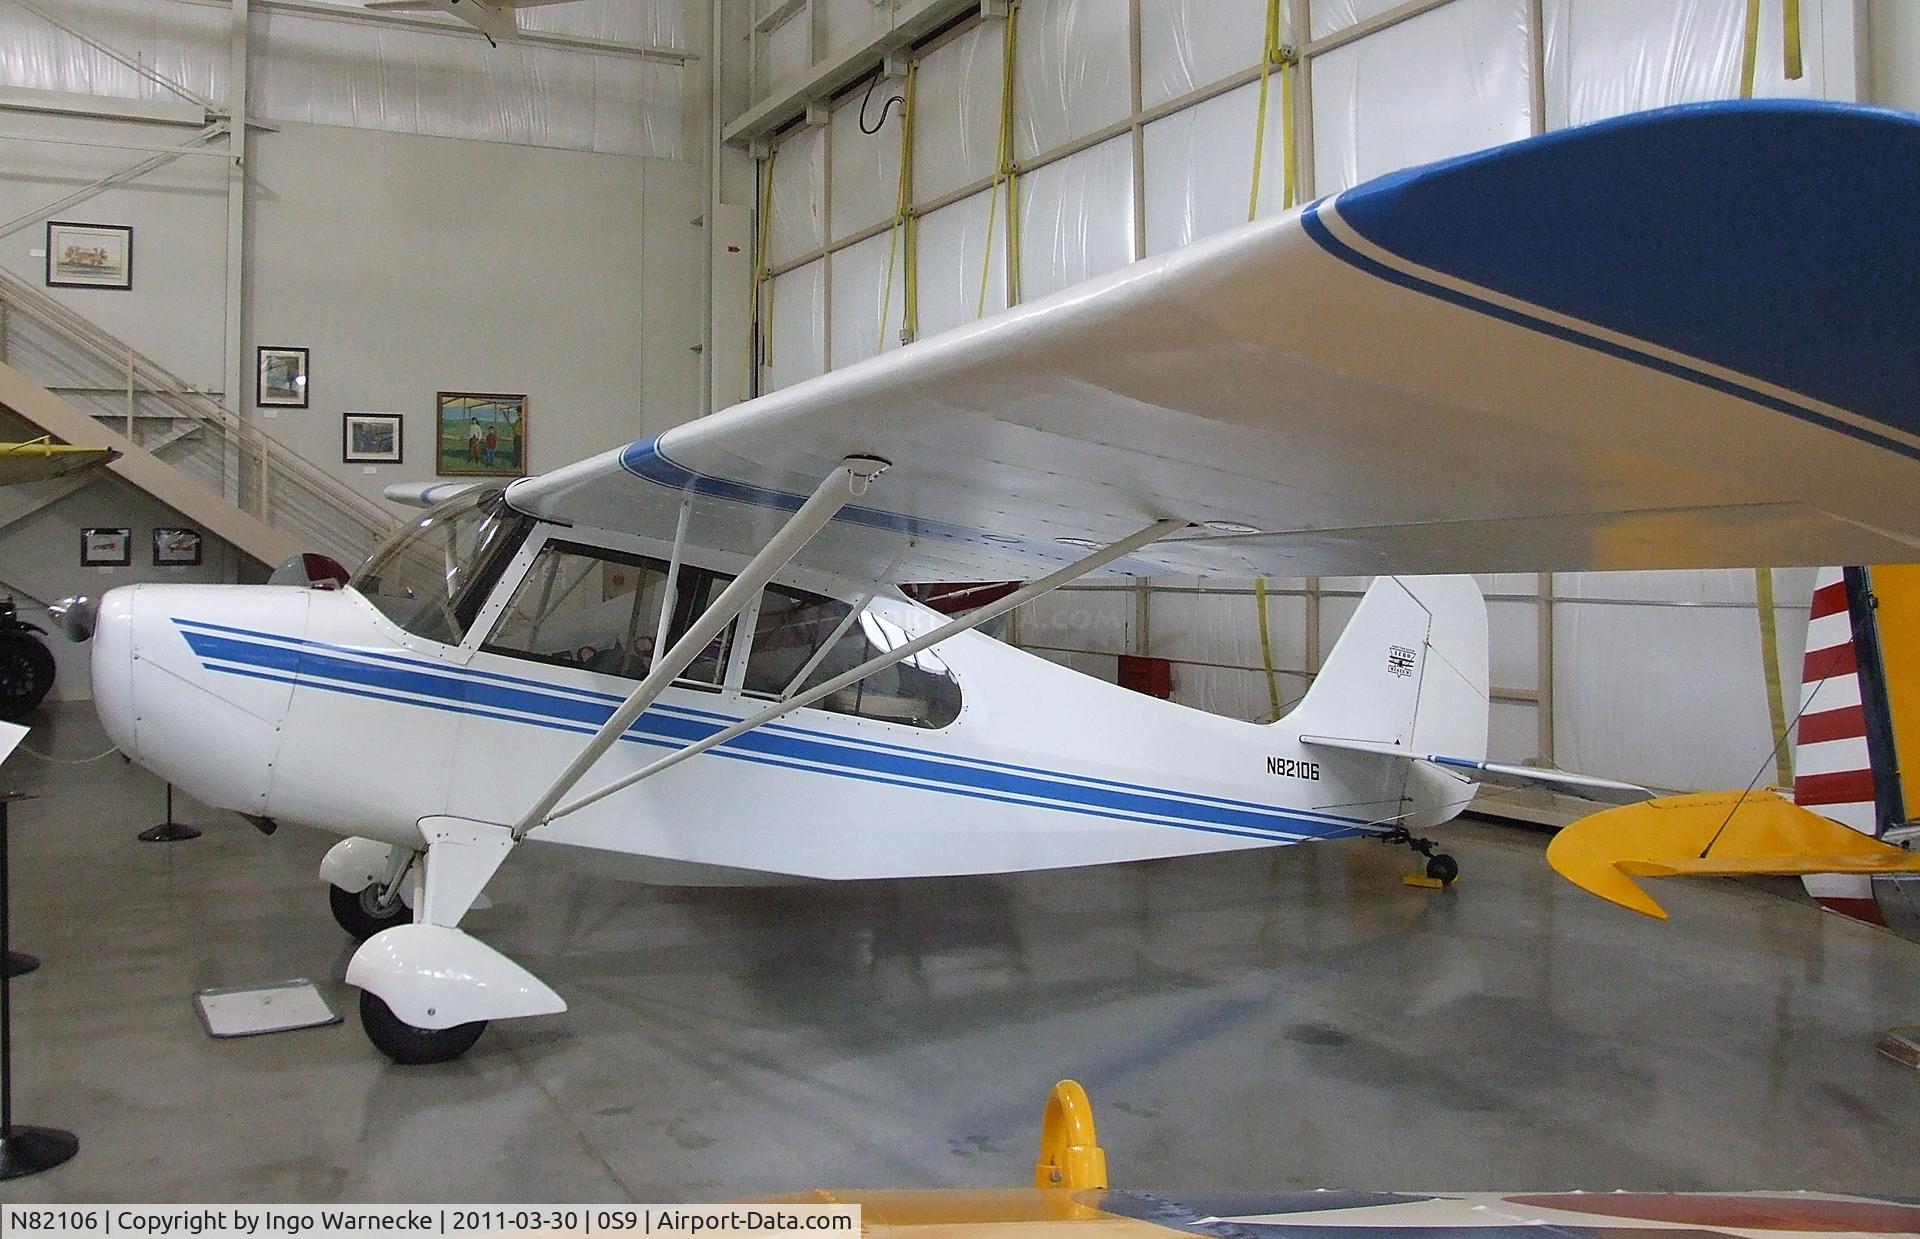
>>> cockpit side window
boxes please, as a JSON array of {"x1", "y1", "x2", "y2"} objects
[
  {"x1": 742, "y1": 586, "x2": 961, "y2": 729},
  {"x1": 480, "y1": 539, "x2": 739, "y2": 688},
  {"x1": 470, "y1": 534, "x2": 961, "y2": 727},
  {"x1": 351, "y1": 489, "x2": 531, "y2": 645}
]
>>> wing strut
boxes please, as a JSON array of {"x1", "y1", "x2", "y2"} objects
[
  {"x1": 511, "y1": 455, "x2": 890, "y2": 838},
  {"x1": 536, "y1": 517, "x2": 1189, "y2": 829}
]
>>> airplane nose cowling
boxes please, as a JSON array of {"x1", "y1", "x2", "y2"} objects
[
  {"x1": 94, "y1": 584, "x2": 308, "y2": 816},
  {"x1": 91, "y1": 586, "x2": 137, "y2": 761}
]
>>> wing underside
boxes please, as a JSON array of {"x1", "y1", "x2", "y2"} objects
[{"x1": 510, "y1": 101, "x2": 1920, "y2": 586}]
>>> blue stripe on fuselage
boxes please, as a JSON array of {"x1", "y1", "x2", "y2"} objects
[
  {"x1": 172, "y1": 615, "x2": 1362, "y2": 827},
  {"x1": 173, "y1": 620, "x2": 1366, "y2": 842}
]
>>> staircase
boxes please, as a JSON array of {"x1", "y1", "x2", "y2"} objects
[{"x1": 0, "y1": 263, "x2": 399, "y2": 570}]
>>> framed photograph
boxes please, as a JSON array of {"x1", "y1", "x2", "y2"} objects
[
  {"x1": 81, "y1": 527, "x2": 131, "y2": 567},
  {"x1": 437, "y1": 391, "x2": 527, "y2": 478},
  {"x1": 46, "y1": 221, "x2": 132, "y2": 290},
  {"x1": 152, "y1": 527, "x2": 204, "y2": 567},
  {"x1": 257, "y1": 346, "x2": 309, "y2": 408},
  {"x1": 343, "y1": 412, "x2": 404, "y2": 464}
]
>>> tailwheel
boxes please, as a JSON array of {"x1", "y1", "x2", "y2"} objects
[
  {"x1": 359, "y1": 991, "x2": 486, "y2": 1065},
  {"x1": 1378, "y1": 825, "x2": 1460, "y2": 886},
  {"x1": 330, "y1": 883, "x2": 409, "y2": 941}
]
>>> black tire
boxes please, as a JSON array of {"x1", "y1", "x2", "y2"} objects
[
  {"x1": 0, "y1": 630, "x2": 55, "y2": 721},
  {"x1": 329, "y1": 883, "x2": 410, "y2": 941},
  {"x1": 1426, "y1": 853, "x2": 1460, "y2": 886},
  {"x1": 359, "y1": 990, "x2": 486, "y2": 1065}
]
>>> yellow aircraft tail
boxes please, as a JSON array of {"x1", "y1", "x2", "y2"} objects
[{"x1": 1548, "y1": 788, "x2": 1920, "y2": 918}]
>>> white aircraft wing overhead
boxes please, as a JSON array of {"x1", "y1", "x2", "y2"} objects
[
  {"x1": 510, "y1": 101, "x2": 1920, "y2": 586},
  {"x1": 364, "y1": 0, "x2": 520, "y2": 41}
]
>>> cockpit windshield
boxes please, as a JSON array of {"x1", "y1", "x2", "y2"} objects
[{"x1": 351, "y1": 488, "x2": 531, "y2": 644}]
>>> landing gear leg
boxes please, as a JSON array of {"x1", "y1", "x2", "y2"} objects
[
  {"x1": 345, "y1": 819, "x2": 558, "y2": 1065},
  {"x1": 1378, "y1": 825, "x2": 1459, "y2": 887}
]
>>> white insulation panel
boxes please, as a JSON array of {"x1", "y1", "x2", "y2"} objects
[
  {"x1": 763, "y1": 259, "x2": 826, "y2": 392},
  {"x1": 1142, "y1": 79, "x2": 1291, "y2": 256},
  {"x1": 915, "y1": 189, "x2": 1009, "y2": 339},
  {"x1": 828, "y1": 229, "x2": 908, "y2": 368},
  {"x1": 1311, "y1": 0, "x2": 1535, "y2": 194},
  {"x1": 914, "y1": 21, "x2": 1006, "y2": 201},
  {"x1": 767, "y1": 123, "x2": 827, "y2": 267},
  {"x1": 1014, "y1": 0, "x2": 1133, "y2": 159},
  {"x1": 830, "y1": 86, "x2": 905, "y2": 240},
  {"x1": 1140, "y1": 0, "x2": 1274, "y2": 108},
  {"x1": 1016, "y1": 134, "x2": 1135, "y2": 302}
]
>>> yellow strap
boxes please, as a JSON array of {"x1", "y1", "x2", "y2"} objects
[
  {"x1": 877, "y1": 63, "x2": 919, "y2": 355},
  {"x1": 976, "y1": 4, "x2": 1022, "y2": 316},
  {"x1": 976, "y1": 173, "x2": 1001, "y2": 320},
  {"x1": 902, "y1": 62, "x2": 919, "y2": 344},
  {"x1": 1248, "y1": 0, "x2": 1289, "y2": 221},
  {"x1": 1255, "y1": 577, "x2": 1282, "y2": 721},
  {"x1": 1754, "y1": 567, "x2": 1794, "y2": 787},
  {"x1": 1280, "y1": 57, "x2": 1296, "y2": 210},
  {"x1": 754, "y1": 147, "x2": 778, "y2": 371},
  {"x1": 1783, "y1": 0, "x2": 1803, "y2": 80},
  {"x1": 1002, "y1": 1, "x2": 1022, "y2": 306},
  {"x1": 1739, "y1": 0, "x2": 1760, "y2": 97}
]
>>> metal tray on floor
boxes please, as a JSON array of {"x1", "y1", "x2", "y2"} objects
[{"x1": 193, "y1": 978, "x2": 342, "y2": 1038}]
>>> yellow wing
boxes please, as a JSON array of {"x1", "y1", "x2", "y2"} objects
[{"x1": 0, "y1": 438, "x2": 117, "y2": 486}]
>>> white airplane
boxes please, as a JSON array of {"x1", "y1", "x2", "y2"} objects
[
  {"x1": 50, "y1": 100, "x2": 1920, "y2": 1064},
  {"x1": 363, "y1": 0, "x2": 578, "y2": 46}
]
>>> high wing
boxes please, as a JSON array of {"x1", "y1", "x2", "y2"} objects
[{"x1": 510, "y1": 100, "x2": 1920, "y2": 586}]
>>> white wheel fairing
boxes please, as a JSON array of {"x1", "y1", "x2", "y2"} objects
[
  {"x1": 345, "y1": 924, "x2": 565, "y2": 1029},
  {"x1": 320, "y1": 836, "x2": 396, "y2": 893},
  {"x1": 320, "y1": 837, "x2": 417, "y2": 909}
]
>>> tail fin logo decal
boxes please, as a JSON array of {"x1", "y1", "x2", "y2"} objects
[{"x1": 1388, "y1": 646, "x2": 1417, "y2": 678}]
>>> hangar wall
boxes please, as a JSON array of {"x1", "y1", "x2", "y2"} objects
[
  {"x1": 732, "y1": 0, "x2": 1872, "y2": 793},
  {"x1": 0, "y1": 0, "x2": 704, "y2": 699}
]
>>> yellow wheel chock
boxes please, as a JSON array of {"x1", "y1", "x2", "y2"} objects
[{"x1": 1034, "y1": 1079, "x2": 1108, "y2": 1190}]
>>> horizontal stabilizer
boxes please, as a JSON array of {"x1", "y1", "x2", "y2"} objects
[
  {"x1": 1549, "y1": 789, "x2": 1920, "y2": 919},
  {"x1": 1299, "y1": 734, "x2": 1649, "y2": 804},
  {"x1": 383, "y1": 481, "x2": 479, "y2": 509}
]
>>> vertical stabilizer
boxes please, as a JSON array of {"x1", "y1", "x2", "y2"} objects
[{"x1": 1793, "y1": 567, "x2": 1902, "y2": 924}]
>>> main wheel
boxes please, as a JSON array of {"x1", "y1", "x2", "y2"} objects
[
  {"x1": 0, "y1": 630, "x2": 55, "y2": 721},
  {"x1": 329, "y1": 883, "x2": 409, "y2": 941},
  {"x1": 359, "y1": 991, "x2": 486, "y2": 1065},
  {"x1": 1426, "y1": 853, "x2": 1460, "y2": 886}
]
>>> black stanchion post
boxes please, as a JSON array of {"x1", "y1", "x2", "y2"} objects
[
  {"x1": 138, "y1": 781, "x2": 201, "y2": 843},
  {"x1": 0, "y1": 792, "x2": 77, "y2": 1179}
]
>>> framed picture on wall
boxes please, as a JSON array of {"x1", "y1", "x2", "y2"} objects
[
  {"x1": 436, "y1": 392, "x2": 527, "y2": 478},
  {"x1": 257, "y1": 346, "x2": 309, "y2": 408},
  {"x1": 152, "y1": 527, "x2": 204, "y2": 567},
  {"x1": 81, "y1": 527, "x2": 132, "y2": 567},
  {"x1": 343, "y1": 412, "x2": 403, "y2": 464},
  {"x1": 46, "y1": 221, "x2": 132, "y2": 290}
]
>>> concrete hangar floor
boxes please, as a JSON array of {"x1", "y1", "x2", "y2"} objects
[{"x1": 5, "y1": 702, "x2": 1918, "y2": 1201}]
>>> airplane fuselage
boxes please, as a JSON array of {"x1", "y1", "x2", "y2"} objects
[{"x1": 88, "y1": 506, "x2": 1458, "y2": 882}]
